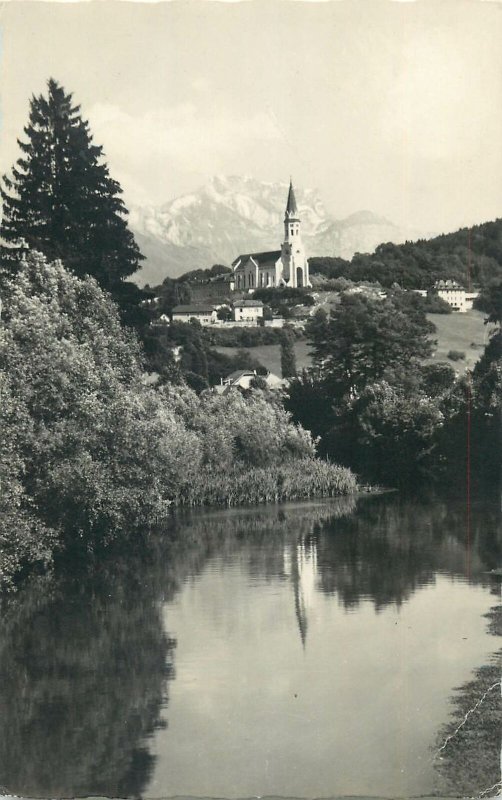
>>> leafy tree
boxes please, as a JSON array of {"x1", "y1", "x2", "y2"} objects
[
  {"x1": 1, "y1": 79, "x2": 143, "y2": 291},
  {"x1": 307, "y1": 293, "x2": 433, "y2": 398},
  {"x1": 419, "y1": 363, "x2": 457, "y2": 397},
  {"x1": 216, "y1": 305, "x2": 233, "y2": 321},
  {"x1": 475, "y1": 280, "x2": 502, "y2": 324},
  {"x1": 0, "y1": 251, "x2": 200, "y2": 586},
  {"x1": 253, "y1": 286, "x2": 315, "y2": 309},
  {"x1": 280, "y1": 329, "x2": 297, "y2": 378},
  {"x1": 344, "y1": 382, "x2": 445, "y2": 486}
]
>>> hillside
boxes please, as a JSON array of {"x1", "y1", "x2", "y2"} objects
[
  {"x1": 129, "y1": 176, "x2": 431, "y2": 285},
  {"x1": 310, "y1": 218, "x2": 502, "y2": 290},
  {"x1": 215, "y1": 311, "x2": 491, "y2": 378}
]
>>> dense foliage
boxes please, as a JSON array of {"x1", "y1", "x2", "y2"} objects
[
  {"x1": 0, "y1": 79, "x2": 144, "y2": 321},
  {"x1": 310, "y1": 219, "x2": 502, "y2": 289},
  {"x1": 253, "y1": 286, "x2": 315, "y2": 309},
  {"x1": 280, "y1": 329, "x2": 297, "y2": 378},
  {"x1": 176, "y1": 264, "x2": 232, "y2": 283},
  {"x1": 143, "y1": 320, "x2": 269, "y2": 388},
  {"x1": 0, "y1": 252, "x2": 354, "y2": 590},
  {"x1": 285, "y1": 288, "x2": 499, "y2": 488}
]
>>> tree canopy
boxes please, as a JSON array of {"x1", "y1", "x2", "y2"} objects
[
  {"x1": 1, "y1": 79, "x2": 143, "y2": 289},
  {"x1": 306, "y1": 292, "x2": 434, "y2": 397}
]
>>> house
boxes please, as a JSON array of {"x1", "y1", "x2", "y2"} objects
[
  {"x1": 171, "y1": 305, "x2": 217, "y2": 325},
  {"x1": 433, "y1": 281, "x2": 479, "y2": 312},
  {"x1": 233, "y1": 299, "x2": 264, "y2": 323},
  {"x1": 216, "y1": 369, "x2": 285, "y2": 392},
  {"x1": 232, "y1": 181, "x2": 311, "y2": 291}
]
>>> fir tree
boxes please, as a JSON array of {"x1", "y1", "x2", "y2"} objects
[{"x1": 1, "y1": 78, "x2": 143, "y2": 289}]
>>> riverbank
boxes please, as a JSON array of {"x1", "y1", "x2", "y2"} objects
[{"x1": 175, "y1": 459, "x2": 357, "y2": 507}]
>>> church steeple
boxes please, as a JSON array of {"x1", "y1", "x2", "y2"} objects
[
  {"x1": 285, "y1": 180, "x2": 299, "y2": 220},
  {"x1": 280, "y1": 178, "x2": 311, "y2": 289}
]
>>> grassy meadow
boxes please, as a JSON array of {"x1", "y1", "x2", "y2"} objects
[
  {"x1": 426, "y1": 309, "x2": 494, "y2": 373},
  {"x1": 215, "y1": 310, "x2": 492, "y2": 377}
]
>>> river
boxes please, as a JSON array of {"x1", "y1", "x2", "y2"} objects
[{"x1": 0, "y1": 491, "x2": 500, "y2": 798}]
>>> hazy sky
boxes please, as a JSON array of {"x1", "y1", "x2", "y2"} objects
[{"x1": 2, "y1": 0, "x2": 502, "y2": 233}]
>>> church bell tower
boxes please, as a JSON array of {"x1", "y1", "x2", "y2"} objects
[{"x1": 281, "y1": 180, "x2": 310, "y2": 288}]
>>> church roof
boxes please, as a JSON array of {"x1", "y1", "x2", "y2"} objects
[
  {"x1": 232, "y1": 250, "x2": 281, "y2": 268},
  {"x1": 285, "y1": 180, "x2": 298, "y2": 217}
]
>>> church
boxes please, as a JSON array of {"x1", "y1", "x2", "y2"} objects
[{"x1": 231, "y1": 181, "x2": 311, "y2": 291}]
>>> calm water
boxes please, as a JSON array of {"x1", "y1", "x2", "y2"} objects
[{"x1": 0, "y1": 492, "x2": 501, "y2": 798}]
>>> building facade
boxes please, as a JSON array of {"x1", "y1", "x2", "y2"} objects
[
  {"x1": 171, "y1": 305, "x2": 217, "y2": 325},
  {"x1": 434, "y1": 281, "x2": 479, "y2": 313},
  {"x1": 233, "y1": 299, "x2": 264, "y2": 323},
  {"x1": 232, "y1": 181, "x2": 311, "y2": 291}
]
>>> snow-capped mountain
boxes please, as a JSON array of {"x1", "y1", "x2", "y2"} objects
[{"x1": 128, "y1": 176, "x2": 430, "y2": 286}]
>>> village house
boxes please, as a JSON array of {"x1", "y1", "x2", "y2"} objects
[
  {"x1": 233, "y1": 299, "x2": 264, "y2": 323},
  {"x1": 232, "y1": 181, "x2": 311, "y2": 291},
  {"x1": 433, "y1": 280, "x2": 479, "y2": 312},
  {"x1": 171, "y1": 304, "x2": 217, "y2": 325},
  {"x1": 216, "y1": 369, "x2": 284, "y2": 392}
]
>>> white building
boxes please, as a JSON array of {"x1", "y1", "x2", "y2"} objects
[
  {"x1": 232, "y1": 181, "x2": 311, "y2": 291},
  {"x1": 233, "y1": 299, "x2": 264, "y2": 323},
  {"x1": 171, "y1": 304, "x2": 217, "y2": 325},
  {"x1": 433, "y1": 280, "x2": 479, "y2": 313}
]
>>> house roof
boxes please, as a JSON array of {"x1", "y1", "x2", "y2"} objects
[
  {"x1": 172, "y1": 305, "x2": 215, "y2": 314},
  {"x1": 226, "y1": 370, "x2": 256, "y2": 381},
  {"x1": 434, "y1": 280, "x2": 464, "y2": 291},
  {"x1": 232, "y1": 250, "x2": 281, "y2": 268},
  {"x1": 238, "y1": 299, "x2": 264, "y2": 308}
]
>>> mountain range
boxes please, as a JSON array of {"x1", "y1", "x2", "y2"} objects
[{"x1": 128, "y1": 176, "x2": 433, "y2": 286}]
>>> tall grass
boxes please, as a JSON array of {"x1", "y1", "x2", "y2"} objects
[{"x1": 176, "y1": 458, "x2": 357, "y2": 507}]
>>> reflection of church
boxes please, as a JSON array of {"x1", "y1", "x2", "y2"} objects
[
  {"x1": 232, "y1": 181, "x2": 311, "y2": 291},
  {"x1": 283, "y1": 534, "x2": 318, "y2": 648}
]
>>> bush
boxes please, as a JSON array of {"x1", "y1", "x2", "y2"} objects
[
  {"x1": 447, "y1": 349, "x2": 466, "y2": 361},
  {"x1": 0, "y1": 252, "x2": 201, "y2": 586},
  {"x1": 422, "y1": 293, "x2": 452, "y2": 314},
  {"x1": 208, "y1": 326, "x2": 290, "y2": 347},
  {"x1": 253, "y1": 286, "x2": 315, "y2": 309},
  {"x1": 178, "y1": 459, "x2": 357, "y2": 507}
]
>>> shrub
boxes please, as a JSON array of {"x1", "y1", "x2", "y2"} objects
[
  {"x1": 178, "y1": 459, "x2": 357, "y2": 507},
  {"x1": 447, "y1": 349, "x2": 466, "y2": 361}
]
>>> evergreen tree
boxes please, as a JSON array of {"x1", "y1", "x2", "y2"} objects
[
  {"x1": 280, "y1": 329, "x2": 297, "y2": 378},
  {"x1": 1, "y1": 79, "x2": 143, "y2": 289}
]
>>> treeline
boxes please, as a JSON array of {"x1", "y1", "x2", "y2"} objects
[
  {"x1": 285, "y1": 288, "x2": 501, "y2": 489},
  {"x1": 310, "y1": 220, "x2": 502, "y2": 289}
]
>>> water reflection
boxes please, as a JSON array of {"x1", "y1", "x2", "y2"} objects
[
  {"x1": 0, "y1": 492, "x2": 500, "y2": 798},
  {"x1": 434, "y1": 600, "x2": 502, "y2": 797},
  {"x1": 0, "y1": 567, "x2": 176, "y2": 797}
]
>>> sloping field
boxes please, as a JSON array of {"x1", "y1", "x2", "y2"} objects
[
  {"x1": 215, "y1": 311, "x2": 492, "y2": 378},
  {"x1": 214, "y1": 340, "x2": 313, "y2": 377},
  {"x1": 427, "y1": 310, "x2": 493, "y2": 372}
]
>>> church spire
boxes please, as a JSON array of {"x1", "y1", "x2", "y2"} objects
[{"x1": 285, "y1": 180, "x2": 298, "y2": 219}]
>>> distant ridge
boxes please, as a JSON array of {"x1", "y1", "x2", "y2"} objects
[{"x1": 128, "y1": 176, "x2": 433, "y2": 286}]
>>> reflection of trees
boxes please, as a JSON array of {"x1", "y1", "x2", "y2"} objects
[
  {"x1": 0, "y1": 499, "x2": 355, "y2": 798},
  {"x1": 314, "y1": 494, "x2": 502, "y2": 609},
  {"x1": 0, "y1": 567, "x2": 176, "y2": 798},
  {"x1": 0, "y1": 492, "x2": 500, "y2": 797},
  {"x1": 434, "y1": 603, "x2": 502, "y2": 797}
]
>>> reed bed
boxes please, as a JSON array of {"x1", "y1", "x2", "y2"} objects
[{"x1": 176, "y1": 458, "x2": 357, "y2": 507}]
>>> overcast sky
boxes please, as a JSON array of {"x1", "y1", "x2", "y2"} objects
[{"x1": 2, "y1": 0, "x2": 502, "y2": 233}]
